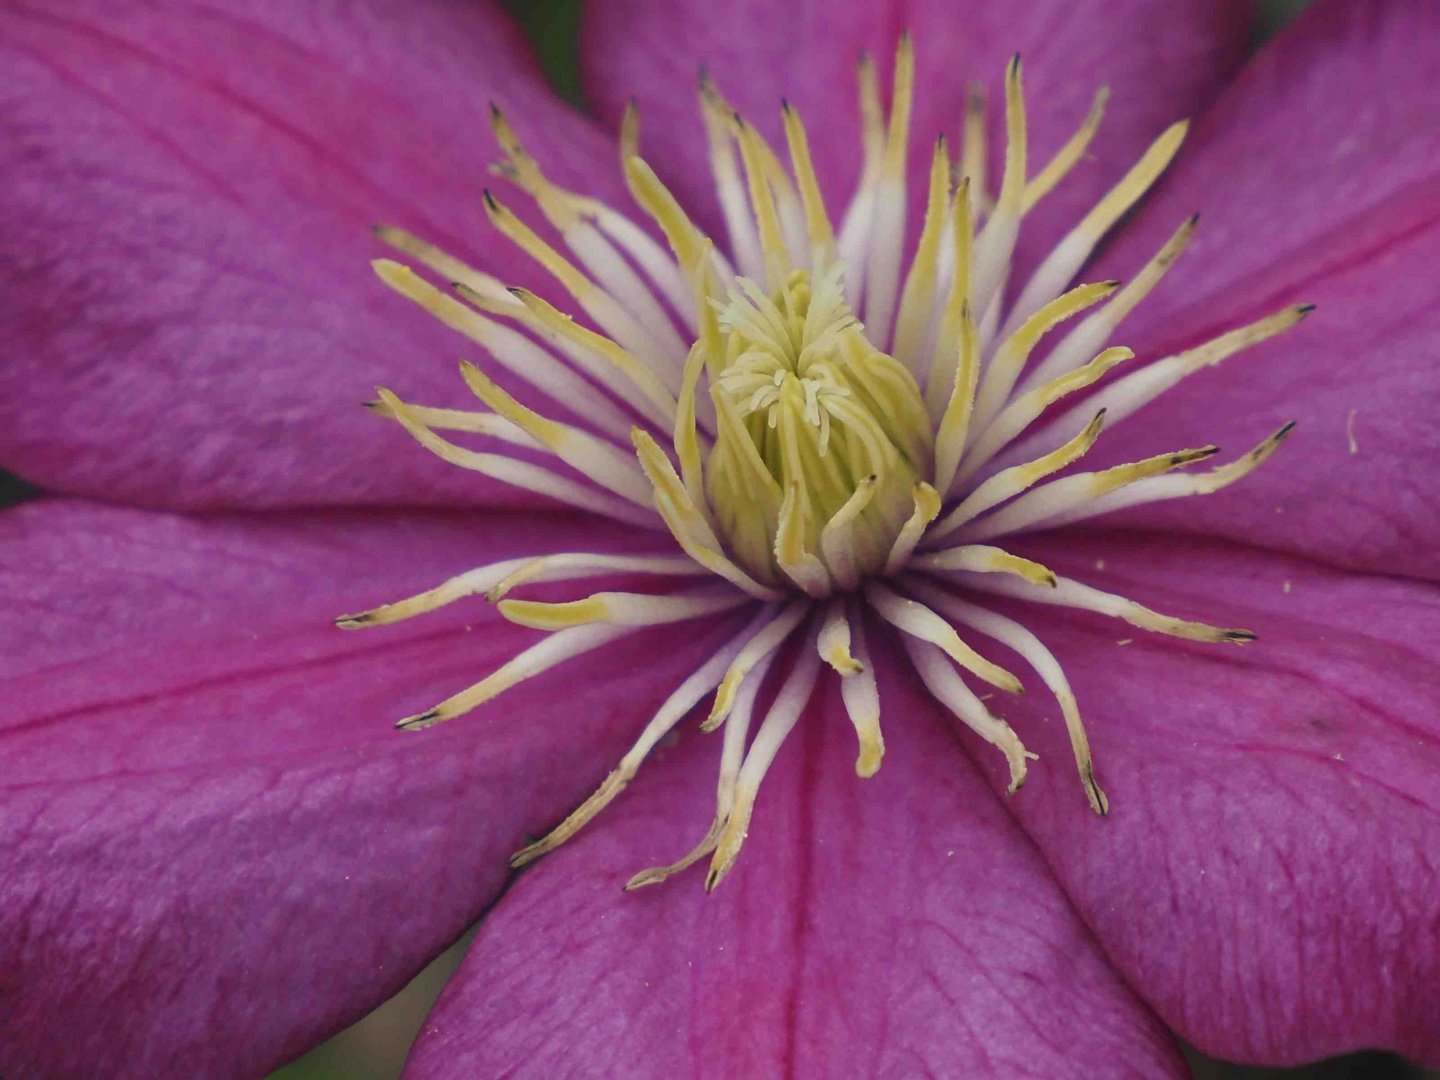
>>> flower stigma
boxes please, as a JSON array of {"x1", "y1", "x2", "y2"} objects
[{"x1": 340, "y1": 37, "x2": 1310, "y2": 892}]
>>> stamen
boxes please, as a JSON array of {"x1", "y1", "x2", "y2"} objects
[
  {"x1": 839, "y1": 603, "x2": 885, "y2": 777},
  {"x1": 971, "y1": 279, "x2": 1120, "y2": 436},
  {"x1": 696, "y1": 74, "x2": 764, "y2": 281},
  {"x1": 901, "y1": 633, "x2": 1034, "y2": 794},
  {"x1": 959, "y1": 346, "x2": 1132, "y2": 481},
  {"x1": 707, "y1": 393, "x2": 785, "y2": 577},
  {"x1": 781, "y1": 101, "x2": 838, "y2": 269},
  {"x1": 734, "y1": 117, "x2": 792, "y2": 290},
  {"x1": 1034, "y1": 423, "x2": 1296, "y2": 531},
  {"x1": 932, "y1": 301, "x2": 980, "y2": 493},
  {"x1": 371, "y1": 259, "x2": 630, "y2": 436},
  {"x1": 448, "y1": 279, "x2": 671, "y2": 428},
  {"x1": 817, "y1": 597, "x2": 862, "y2": 675},
  {"x1": 883, "y1": 482, "x2": 942, "y2": 574},
  {"x1": 354, "y1": 38, "x2": 1314, "y2": 887},
  {"x1": 395, "y1": 623, "x2": 635, "y2": 731},
  {"x1": 632, "y1": 429, "x2": 785, "y2": 600},
  {"x1": 969, "y1": 55, "x2": 1026, "y2": 324},
  {"x1": 510, "y1": 608, "x2": 771, "y2": 867},
  {"x1": 336, "y1": 557, "x2": 535, "y2": 629},
  {"x1": 836, "y1": 51, "x2": 887, "y2": 294},
  {"x1": 930, "y1": 410, "x2": 1106, "y2": 539},
  {"x1": 707, "y1": 628, "x2": 823, "y2": 892},
  {"x1": 891, "y1": 138, "x2": 952, "y2": 375},
  {"x1": 377, "y1": 389, "x2": 659, "y2": 528},
  {"x1": 912, "y1": 581, "x2": 1106, "y2": 814},
  {"x1": 484, "y1": 552, "x2": 703, "y2": 603},
  {"x1": 490, "y1": 153, "x2": 696, "y2": 325},
  {"x1": 908, "y1": 544, "x2": 1057, "y2": 588},
  {"x1": 483, "y1": 190, "x2": 680, "y2": 386},
  {"x1": 497, "y1": 585, "x2": 746, "y2": 631},
  {"x1": 1024, "y1": 306, "x2": 1312, "y2": 459},
  {"x1": 623, "y1": 154, "x2": 715, "y2": 297},
  {"x1": 672, "y1": 338, "x2": 710, "y2": 513},
  {"x1": 496, "y1": 286, "x2": 678, "y2": 425},
  {"x1": 1002, "y1": 119, "x2": 1188, "y2": 338},
  {"x1": 960, "y1": 83, "x2": 988, "y2": 220},
  {"x1": 458, "y1": 361, "x2": 654, "y2": 506},
  {"x1": 958, "y1": 571, "x2": 1256, "y2": 644},
  {"x1": 372, "y1": 226, "x2": 511, "y2": 301},
  {"x1": 364, "y1": 398, "x2": 542, "y2": 451},
  {"x1": 862, "y1": 33, "x2": 916, "y2": 345},
  {"x1": 960, "y1": 441, "x2": 1220, "y2": 542},
  {"x1": 925, "y1": 179, "x2": 974, "y2": 420},
  {"x1": 776, "y1": 483, "x2": 834, "y2": 597},
  {"x1": 625, "y1": 647, "x2": 778, "y2": 889},
  {"x1": 1017, "y1": 214, "x2": 1198, "y2": 397},
  {"x1": 706, "y1": 599, "x2": 810, "y2": 730},
  {"x1": 489, "y1": 104, "x2": 690, "y2": 359},
  {"x1": 1022, "y1": 86, "x2": 1109, "y2": 215},
  {"x1": 863, "y1": 582, "x2": 1024, "y2": 694},
  {"x1": 818, "y1": 476, "x2": 878, "y2": 590}
]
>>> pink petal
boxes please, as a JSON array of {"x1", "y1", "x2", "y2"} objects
[
  {"x1": 580, "y1": 0, "x2": 1250, "y2": 275},
  {"x1": 405, "y1": 634, "x2": 1182, "y2": 1077},
  {"x1": 1080, "y1": 0, "x2": 1440, "y2": 578},
  {"x1": 0, "y1": 0, "x2": 625, "y2": 510},
  {"x1": 0, "y1": 500, "x2": 729, "y2": 1076},
  {"x1": 958, "y1": 529, "x2": 1440, "y2": 1064}
]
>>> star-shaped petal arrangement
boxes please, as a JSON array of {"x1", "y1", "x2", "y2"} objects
[{"x1": 0, "y1": 1, "x2": 1437, "y2": 1077}]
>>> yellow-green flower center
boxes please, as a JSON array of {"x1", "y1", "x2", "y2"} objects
[
  {"x1": 705, "y1": 267, "x2": 932, "y2": 591},
  {"x1": 345, "y1": 35, "x2": 1309, "y2": 892}
]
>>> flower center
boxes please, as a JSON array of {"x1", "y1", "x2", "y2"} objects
[
  {"x1": 706, "y1": 268, "x2": 933, "y2": 592},
  {"x1": 345, "y1": 35, "x2": 1309, "y2": 891}
]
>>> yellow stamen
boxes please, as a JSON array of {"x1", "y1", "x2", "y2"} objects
[
  {"x1": 1022, "y1": 87, "x2": 1109, "y2": 214},
  {"x1": 781, "y1": 102, "x2": 838, "y2": 269},
  {"x1": 817, "y1": 598, "x2": 862, "y2": 676},
  {"x1": 349, "y1": 40, "x2": 1315, "y2": 890},
  {"x1": 891, "y1": 138, "x2": 952, "y2": 373},
  {"x1": 960, "y1": 82, "x2": 988, "y2": 217}
]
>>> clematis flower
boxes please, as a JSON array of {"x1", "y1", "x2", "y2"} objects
[{"x1": 1, "y1": 0, "x2": 1437, "y2": 1076}]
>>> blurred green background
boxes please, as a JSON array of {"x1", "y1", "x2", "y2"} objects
[{"x1": 0, "y1": 0, "x2": 1426, "y2": 1077}]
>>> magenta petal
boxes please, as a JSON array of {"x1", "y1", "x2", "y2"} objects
[
  {"x1": 0, "y1": 0, "x2": 624, "y2": 510},
  {"x1": 0, "y1": 501, "x2": 731, "y2": 1076},
  {"x1": 580, "y1": 0, "x2": 1249, "y2": 270},
  {"x1": 964, "y1": 530, "x2": 1440, "y2": 1065},
  {"x1": 1081, "y1": 0, "x2": 1440, "y2": 578},
  {"x1": 404, "y1": 636, "x2": 1181, "y2": 1077}
]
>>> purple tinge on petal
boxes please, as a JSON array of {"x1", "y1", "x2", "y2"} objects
[
  {"x1": 0, "y1": 500, "x2": 732, "y2": 1077},
  {"x1": 0, "y1": 0, "x2": 628, "y2": 511},
  {"x1": 1077, "y1": 0, "x2": 1440, "y2": 579},
  {"x1": 404, "y1": 632, "x2": 1183, "y2": 1078},
  {"x1": 949, "y1": 529, "x2": 1440, "y2": 1065},
  {"x1": 580, "y1": 0, "x2": 1249, "y2": 275}
]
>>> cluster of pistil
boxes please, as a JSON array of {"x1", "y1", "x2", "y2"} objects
[{"x1": 339, "y1": 38, "x2": 1307, "y2": 890}]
